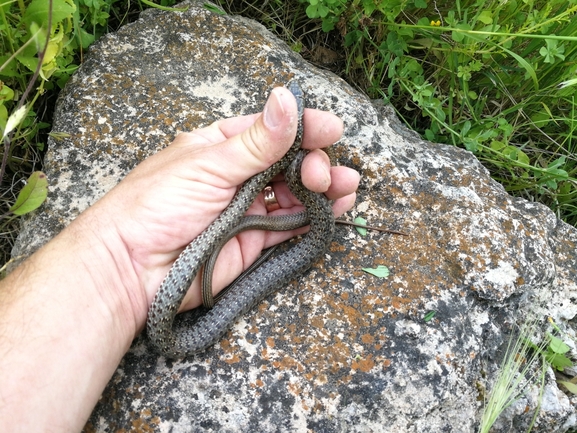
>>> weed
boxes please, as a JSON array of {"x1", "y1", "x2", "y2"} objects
[
  {"x1": 0, "y1": 0, "x2": 179, "y2": 268},
  {"x1": 479, "y1": 316, "x2": 575, "y2": 432},
  {"x1": 293, "y1": 0, "x2": 577, "y2": 226}
]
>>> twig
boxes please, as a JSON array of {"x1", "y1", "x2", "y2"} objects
[{"x1": 335, "y1": 219, "x2": 409, "y2": 236}]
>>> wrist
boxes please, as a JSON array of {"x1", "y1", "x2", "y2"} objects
[
  {"x1": 70, "y1": 202, "x2": 150, "y2": 336},
  {"x1": 0, "y1": 204, "x2": 143, "y2": 431}
]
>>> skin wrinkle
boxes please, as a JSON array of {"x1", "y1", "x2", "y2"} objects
[{"x1": 75, "y1": 214, "x2": 143, "y2": 334}]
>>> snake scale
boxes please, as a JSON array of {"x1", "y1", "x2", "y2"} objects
[{"x1": 146, "y1": 81, "x2": 336, "y2": 358}]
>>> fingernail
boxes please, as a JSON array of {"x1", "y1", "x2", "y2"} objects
[{"x1": 263, "y1": 89, "x2": 285, "y2": 128}]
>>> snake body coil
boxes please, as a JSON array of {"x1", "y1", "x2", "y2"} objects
[{"x1": 146, "y1": 82, "x2": 335, "y2": 358}]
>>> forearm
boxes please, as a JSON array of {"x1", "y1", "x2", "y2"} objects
[{"x1": 0, "y1": 211, "x2": 142, "y2": 432}]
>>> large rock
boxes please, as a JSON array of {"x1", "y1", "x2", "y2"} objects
[{"x1": 12, "y1": 1, "x2": 577, "y2": 432}]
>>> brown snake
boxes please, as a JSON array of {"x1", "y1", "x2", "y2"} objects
[{"x1": 146, "y1": 81, "x2": 335, "y2": 357}]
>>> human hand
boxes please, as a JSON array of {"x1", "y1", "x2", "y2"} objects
[
  {"x1": 86, "y1": 85, "x2": 359, "y2": 328},
  {"x1": 0, "y1": 85, "x2": 359, "y2": 431}
]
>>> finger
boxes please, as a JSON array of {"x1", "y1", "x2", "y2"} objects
[
  {"x1": 301, "y1": 149, "x2": 331, "y2": 193},
  {"x1": 196, "y1": 86, "x2": 300, "y2": 187},
  {"x1": 265, "y1": 164, "x2": 360, "y2": 207},
  {"x1": 300, "y1": 109, "x2": 344, "y2": 150},
  {"x1": 215, "y1": 108, "x2": 343, "y2": 151},
  {"x1": 324, "y1": 166, "x2": 360, "y2": 201}
]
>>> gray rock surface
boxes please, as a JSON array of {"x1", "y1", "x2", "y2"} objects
[{"x1": 12, "y1": 1, "x2": 577, "y2": 432}]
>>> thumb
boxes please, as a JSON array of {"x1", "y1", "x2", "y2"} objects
[{"x1": 212, "y1": 85, "x2": 300, "y2": 186}]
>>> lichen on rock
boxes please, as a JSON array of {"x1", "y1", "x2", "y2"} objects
[{"x1": 12, "y1": 1, "x2": 577, "y2": 432}]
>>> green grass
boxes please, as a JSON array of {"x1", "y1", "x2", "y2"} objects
[
  {"x1": 479, "y1": 317, "x2": 547, "y2": 433},
  {"x1": 1, "y1": 0, "x2": 577, "y2": 267},
  {"x1": 479, "y1": 316, "x2": 574, "y2": 432}
]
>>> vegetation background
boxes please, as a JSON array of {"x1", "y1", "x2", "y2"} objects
[
  {"x1": 2, "y1": 0, "x2": 577, "y2": 269},
  {"x1": 1, "y1": 1, "x2": 577, "y2": 431}
]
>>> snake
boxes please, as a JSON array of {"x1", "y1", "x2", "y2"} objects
[
  {"x1": 146, "y1": 81, "x2": 336, "y2": 358},
  {"x1": 200, "y1": 211, "x2": 310, "y2": 308}
]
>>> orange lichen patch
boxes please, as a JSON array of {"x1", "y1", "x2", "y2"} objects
[
  {"x1": 288, "y1": 382, "x2": 302, "y2": 396},
  {"x1": 361, "y1": 333, "x2": 375, "y2": 344},
  {"x1": 301, "y1": 338, "x2": 352, "y2": 380},
  {"x1": 83, "y1": 423, "x2": 99, "y2": 433},
  {"x1": 330, "y1": 242, "x2": 346, "y2": 253},
  {"x1": 256, "y1": 379, "x2": 264, "y2": 387},
  {"x1": 316, "y1": 374, "x2": 329, "y2": 385},
  {"x1": 324, "y1": 299, "x2": 368, "y2": 328},
  {"x1": 219, "y1": 338, "x2": 232, "y2": 352},
  {"x1": 310, "y1": 316, "x2": 325, "y2": 329},
  {"x1": 223, "y1": 354, "x2": 241, "y2": 364},
  {"x1": 125, "y1": 385, "x2": 144, "y2": 400},
  {"x1": 266, "y1": 337, "x2": 275, "y2": 348},
  {"x1": 340, "y1": 374, "x2": 353, "y2": 384},
  {"x1": 272, "y1": 355, "x2": 303, "y2": 371},
  {"x1": 352, "y1": 354, "x2": 376, "y2": 373},
  {"x1": 382, "y1": 358, "x2": 392, "y2": 368},
  {"x1": 129, "y1": 409, "x2": 160, "y2": 433},
  {"x1": 312, "y1": 399, "x2": 325, "y2": 413}
]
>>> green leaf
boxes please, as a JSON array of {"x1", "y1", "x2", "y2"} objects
[
  {"x1": 9, "y1": 172, "x2": 48, "y2": 215},
  {"x1": 362, "y1": 0, "x2": 376, "y2": 15},
  {"x1": 546, "y1": 352, "x2": 573, "y2": 371},
  {"x1": 547, "y1": 168, "x2": 568, "y2": 179},
  {"x1": 463, "y1": 137, "x2": 479, "y2": 152},
  {"x1": 362, "y1": 265, "x2": 390, "y2": 278},
  {"x1": 23, "y1": 0, "x2": 76, "y2": 28},
  {"x1": 502, "y1": 46, "x2": 538, "y2": 90},
  {"x1": 76, "y1": 27, "x2": 95, "y2": 49},
  {"x1": 203, "y1": 3, "x2": 226, "y2": 15},
  {"x1": 559, "y1": 381, "x2": 577, "y2": 395},
  {"x1": 0, "y1": 104, "x2": 7, "y2": 130},
  {"x1": 549, "y1": 335, "x2": 570, "y2": 354},
  {"x1": 424, "y1": 310, "x2": 437, "y2": 322},
  {"x1": 0, "y1": 55, "x2": 19, "y2": 78},
  {"x1": 0, "y1": 82, "x2": 14, "y2": 102},
  {"x1": 2, "y1": 105, "x2": 28, "y2": 139},
  {"x1": 354, "y1": 216, "x2": 368, "y2": 236},
  {"x1": 477, "y1": 11, "x2": 493, "y2": 25},
  {"x1": 548, "y1": 156, "x2": 566, "y2": 169},
  {"x1": 15, "y1": 55, "x2": 38, "y2": 73},
  {"x1": 451, "y1": 23, "x2": 471, "y2": 43},
  {"x1": 545, "y1": 179, "x2": 558, "y2": 190}
]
